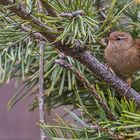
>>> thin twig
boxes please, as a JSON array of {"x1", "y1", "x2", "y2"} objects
[
  {"x1": 60, "y1": 10, "x2": 84, "y2": 18},
  {"x1": 55, "y1": 59, "x2": 117, "y2": 121},
  {"x1": 89, "y1": 124, "x2": 124, "y2": 140},
  {"x1": 38, "y1": 41, "x2": 46, "y2": 140},
  {"x1": 95, "y1": 0, "x2": 106, "y2": 21},
  {"x1": 55, "y1": 59, "x2": 125, "y2": 139},
  {"x1": 37, "y1": 0, "x2": 46, "y2": 140}
]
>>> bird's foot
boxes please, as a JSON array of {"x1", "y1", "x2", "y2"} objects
[
  {"x1": 127, "y1": 77, "x2": 132, "y2": 87},
  {"x1": 124, "y1": 77, "x2": 132, "y2": 95},
  {"x1": 105, "y1": 63, "x2": 115, "y2": 74}
]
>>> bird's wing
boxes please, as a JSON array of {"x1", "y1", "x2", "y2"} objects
[{"x1": 135, "y1": 38, "x2": 140, "y2": 57}]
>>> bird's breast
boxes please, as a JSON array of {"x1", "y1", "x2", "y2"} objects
[{"x1": 104, "y1": 46, "x2": 140, "y2": 77}]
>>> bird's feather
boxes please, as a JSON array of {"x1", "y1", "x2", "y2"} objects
[{"x1": 135, "y1": 38, "x2": 140, "y2": 57}]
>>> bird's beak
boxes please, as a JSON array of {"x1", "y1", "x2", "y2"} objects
[
  {"x1": 100, "y1": 37, "x2": 114, "y2": 46},
  {"x1": 104, "y1": 37, "x2": 109, "y2": 44},
  {"x1": 100, "y1": 37, "x2": 109, "y2": 46}
]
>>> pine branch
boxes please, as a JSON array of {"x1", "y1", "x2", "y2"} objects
[
  {"x1": 1, "y1": 0, "x2": 140, "y2": 109},
  {"x1": 0, "y1": 0, "x2": 56, "y2": 41},
  {"x1": 55, "y1": 59, "x2": 117, "y2": 121}
]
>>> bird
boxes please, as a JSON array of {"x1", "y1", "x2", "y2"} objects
[{"x1": 104, "y1": 31, "x2": 140, "y2": 86}]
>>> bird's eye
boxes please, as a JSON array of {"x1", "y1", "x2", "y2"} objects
[
  {"x1": 115, "y1": 36, "x2": 127, "y2": 41},
  {"x1": 116, "y1": 37, "x2": 121, "y2": 41}
]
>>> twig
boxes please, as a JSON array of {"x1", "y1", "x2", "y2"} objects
[
  {"x1": 38, "y1": 41, "x2": 46, "y2": 140},
  {"x1": 56, "y1": 59, "x2": 125, "y2": 139},
  {"x1": 95, "y1": 0, "x2": 106, "y2": 21},
  {"x1": 90, "y1": 124, "x2": 124, "y2": 140},
  {"x1": 60, "y1": 10, "x2": 84, "y2": 18},
  {"x1": 55, "y1": 59, "x2": 117, "y2": 121},
  {"x1": 37, "y1": 1, "x2": 47, "y2": 140}
]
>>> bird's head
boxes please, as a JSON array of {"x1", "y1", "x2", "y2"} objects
[{"x1": 108, "y1": 31, "x2": 134, "y2": 49}]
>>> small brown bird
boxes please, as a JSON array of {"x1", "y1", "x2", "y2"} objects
[{"x1": 104, "y1": 31, "x2": 140, "y2": 85}]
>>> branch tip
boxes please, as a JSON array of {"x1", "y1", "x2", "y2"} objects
[{"x1": 60, "y1": 10, "x2": 84, "y2": 18}]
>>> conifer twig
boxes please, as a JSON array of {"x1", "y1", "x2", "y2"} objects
[
  {"x1": 60, "y1": 10, "x2": 84, "y2": 18},
  {"x1": 38, "y1": 41, "x2": 46, "y2": 140},
  {"x1": 37, "y1": 0, "x2": 47, "y2": 140},
  {"x1": 55, "y1": 59, "x2": 117, "y2": 121}
]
